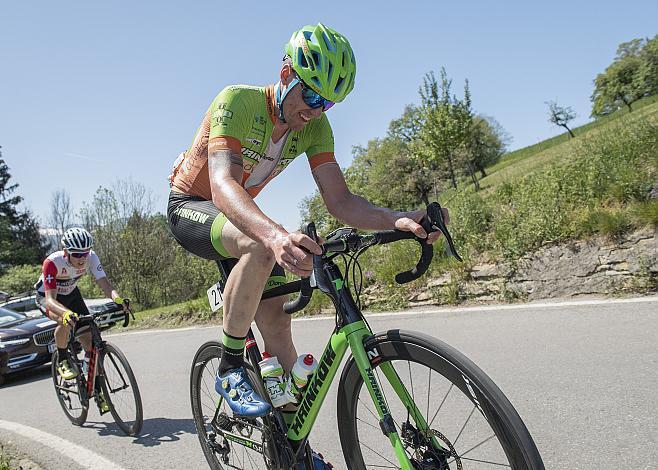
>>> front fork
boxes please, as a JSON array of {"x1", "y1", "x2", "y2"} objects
[
  {"x1": 346, "y1": 324, "x2": 415, "y2": 469},
  {"x1": 350, "y1": 328, "x2": 447, "y2": 466}
]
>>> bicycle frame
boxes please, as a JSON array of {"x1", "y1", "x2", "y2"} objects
[
  {"x1": 211, "y1": 208, "x2": 456, "y2": 467},
  {"x1": 224, "y1": 255, "x2": 437, "y2": 468},
  {"x1": 69, "y1": 317, "x2": 106, "y2": 400}
]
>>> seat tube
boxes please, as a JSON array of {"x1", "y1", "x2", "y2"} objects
[{"x1": 346, "y1": 325, "x2": 414, "y2": 469}]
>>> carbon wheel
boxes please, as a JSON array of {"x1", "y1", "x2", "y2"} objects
[
  {"x1": 190, "y1": 341, "x2": 277, "y2": 469},
  {"x1": 100, "y1": 343, "x2": 143, "y2": 436},
  {"x1": 337, "y1": 330, "x2": 544, "y2": 469},
  {"x1": 51, "y1": 350, "x2": 88, "y2": 426}
]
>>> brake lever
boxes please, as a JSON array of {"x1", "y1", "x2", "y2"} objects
[{"x1": 426, "y1": 202, "x2": 463, "y2": 262}]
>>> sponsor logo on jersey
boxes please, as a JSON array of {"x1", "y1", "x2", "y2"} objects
[
  {"x1": 246, "y1": 137, "x2": 262, "y2": 146},
  {"x1": 242, "y1": 148, "x2": 264, "y2": 161},
  {"x1": 97, "y1": 264, "x2": 104, "y2": 272},
  {"x1": 288, "y1": 136, "x2": 299, "y2": 155}
]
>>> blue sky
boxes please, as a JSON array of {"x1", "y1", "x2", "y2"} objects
[{"x1": 2, "y1": 1, "x2": 657, "y2": 230}]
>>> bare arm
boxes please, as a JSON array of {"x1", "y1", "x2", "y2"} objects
[
  {"x1": 45, "y1": 290, "x2": 74, "y2": 321},
  {"x1": 208, "y1": 149, "x2": 321, "y2": 275},
  {"x1": 95, "y1": 276, "x2": 120, "y2": 301},
  {"x1": 313, "y1": 163, "x2": 446, "y2": 243},
  {"x1": 313, "y1": 163, "x2": 403, "y2": 230},
  {"x1": 208, "y1": 149, "x2": 287, "y2": 247}
]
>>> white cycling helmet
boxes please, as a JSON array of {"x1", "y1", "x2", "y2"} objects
[{"x1": 61, "y1": 227, "x2": 93, "y2": 252}]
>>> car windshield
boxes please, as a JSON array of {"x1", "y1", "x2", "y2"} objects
[{"x1": 0, "y1": 307, "x2": 25, "y2": 326}]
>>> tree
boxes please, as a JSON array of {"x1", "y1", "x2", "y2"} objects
[
  {"x1": 464, "y1": 115, "x2": 509, "y2": 183},
  {"x1": 0, "y1": 148, "x2": 48, "y2": 273},
  {"x1": 547, "y1": 101, "x2": 577, "y2": 138},
  {"x1": 591, "y1": 37, "x2": 655, "y2": 117},
  {"x1": 49, "y1": 189, "x2": 72, "y2": 236},
  {"x1": 416, "y1": 69, "x2": 473, "y2": 190},
  {"x1": 639, "y1": 35, "x2": 658, "y2": 96},
  {"x1": 78, "y1": 179, "x2": 213, "y2": 307}
]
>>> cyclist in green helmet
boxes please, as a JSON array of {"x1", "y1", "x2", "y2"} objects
[{"x1": 167, "y1": 23, "x2": 447, "y2": 468}]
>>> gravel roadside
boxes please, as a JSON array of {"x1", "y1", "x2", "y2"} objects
[{"x1": 0, "y1": 441, "x2": 43, "y2": 470}]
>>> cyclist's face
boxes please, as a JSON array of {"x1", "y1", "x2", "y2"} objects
[
  {"x1": 280, "y1": 66, "x2": 323, "y2": 131},
  {"x1": 66, "y1": 250, "x2": 88, "y2": 268}
]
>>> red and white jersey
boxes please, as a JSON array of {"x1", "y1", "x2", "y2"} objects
[{"x1": 36, "y1": 250, "x2": 107, "y2": 296}]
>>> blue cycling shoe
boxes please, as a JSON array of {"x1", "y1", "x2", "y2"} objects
[
  {"x1": 297, "y1": 451, "x2": 333, "y2": 469},
  {"x1": 215, "y1": 367, "x2": 272, "y2": 417}
]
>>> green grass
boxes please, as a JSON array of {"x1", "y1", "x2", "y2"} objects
[
  {"x1": 129, "y1": 297, "x2": 216, "y2": 329},
  {"x1": 0, "y1": 445, "x2": 14, "y2": 470},
  {"x1": 482, "y1": 96, "x2": 658, "y2": 190},
  {"x1": 494, "y1": 94, "x2": 658, "y2": 168}
]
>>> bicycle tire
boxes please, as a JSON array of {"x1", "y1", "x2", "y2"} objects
[
  {"x1": 337, "y1": 329, "x2": 544, "y2": 469},
  {"x1": 51, "y1": 350, "x2": 88, "y2": 426},
  {"x1": 100, "y1": 342, "x2": 143, "y2": 436},
  {"x1": 190, "y1": 341, "x2": 278, "y2": 470}
]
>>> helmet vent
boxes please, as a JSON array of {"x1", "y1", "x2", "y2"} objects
[
  {"x1": 322, "y1": 32, "x2": 336, "y2": 52},
  {"x1": 298, "y1": 50, "x2": 308, "y2": 68},
  {"x1": 311, "y1": 51, "x2": 321, "y2": 68},
  {"x1": 335, "y1": 76, "x2": 344, "y2": 92}
]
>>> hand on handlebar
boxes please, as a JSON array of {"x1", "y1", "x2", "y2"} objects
[
  {"x1": 61, "y1": 310, "x2": 79, "y2": 327},
  {"x1": 113, "y1": 296, "x2": 132, "y2": 315},
  {"x1": 395, "y1": 207, "x2": 450, "y2": 244},
  {"x1": 270, "y1": 230, "x2": 322, "y2": 277}
]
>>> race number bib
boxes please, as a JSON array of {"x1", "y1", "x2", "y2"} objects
[{"x1": 207, "y1": 283, "x2": 224, "y2": 312}]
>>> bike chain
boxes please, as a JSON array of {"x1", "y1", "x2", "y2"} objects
[{"x1": 427, "y1": 429, "x2": 462, "y2": 470}]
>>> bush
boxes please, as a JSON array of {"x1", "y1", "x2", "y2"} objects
[
  {"x1": 632, "y1": 200, "x2": 658, "y2": 227},
  {"x1": 469, "y1": 118, "x2": 658, "y2": 258},
  {"x1": 0, "y1": 264, "x2": 41, "y2": 295},
  {"x1": 579, "y1": 208, "x2": 632, "y2": 240}
]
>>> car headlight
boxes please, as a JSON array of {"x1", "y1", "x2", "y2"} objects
[{"x1": 0, "y1": 338, "x2": 30, "y2": 348}]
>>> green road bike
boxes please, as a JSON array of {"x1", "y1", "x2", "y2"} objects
[{"x1": 190, "y1": 203, "x2": 544, "y2": 469}]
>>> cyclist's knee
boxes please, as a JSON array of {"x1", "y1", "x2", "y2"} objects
[
  {"x1": 242, "y1": 240, "x2": 276, "y2": 269},
  {"x1": 256, "y1": 298, "x2": 291, "y2": 332}
]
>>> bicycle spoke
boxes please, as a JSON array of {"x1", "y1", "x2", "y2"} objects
[
  {"x1": 453, "y1": 404, "x2": 477, "y2": 447},
  {"x1": 407, "y1": 361, "x2": 415, "y2": 407},
  {"x1": 448, "y1": 434, "x2": 498, "y2": 462},
  {"x1": 453, "y1": 455, "x2": 510, "y2": 467},
  {"x1": 426, "y1": 368, "x2": 431, "y2": 424},
  {"x1": 356, "y1": 416, "x2": 383, "y2": 432},
  {"x1": 358, "y1": 438, "x2": 400, "y2": 468},
  {"x1": 429, "y1": 383, "x2": 454, "y2": 428}
]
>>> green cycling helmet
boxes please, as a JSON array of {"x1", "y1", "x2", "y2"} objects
[{"x1": 285, "y1": 23, "x2": 356, "y2": 103}]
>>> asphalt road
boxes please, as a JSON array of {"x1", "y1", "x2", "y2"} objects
[{"x1": 1, "y1": 296, "x2": 657, "y2": 469}]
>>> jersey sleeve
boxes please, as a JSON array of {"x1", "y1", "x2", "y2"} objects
[
  {"x1": 306, "y1": 115, "x2": 337, "y2": 171},
  {"x1": 87, "y1": 252, "x2": 107, "y2": 280},
  {"x1": 42, "y1": 258, "x2": 58, "y2": 292},
  {"x1": 207, "y1": 86, "x2": 250, "y2": 155}
]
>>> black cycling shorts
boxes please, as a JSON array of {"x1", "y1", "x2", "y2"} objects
[
  {"x1": 36, "y1": 287, "x2": 90, "y2": 319},
  {"x1": 167, "y1": 191, "x2": 286, "y2": 290}
]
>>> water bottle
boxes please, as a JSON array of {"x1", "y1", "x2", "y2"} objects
[
  {"x1": 81, "y1": 354, "x2": 90, "y2": 376},
  {"x1": 289, "y1": 354, "x2": 318, "y2": 398},
  {"x1": 259, "y1": 352, "x2": 295, "y2": 408}
]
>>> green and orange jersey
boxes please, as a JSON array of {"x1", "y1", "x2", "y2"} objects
[{"x1": 170, "y1": 84, "x2": 337, "y2": 200}]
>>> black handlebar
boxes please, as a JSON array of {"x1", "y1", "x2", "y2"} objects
[
  {"x1": 121, "y1": 298, "x2": 133, "y2": 327},
  {"x1": 283, "y1": 223, "x2": 318, "y2": 314},
  {"x1": 282, "y1": 202, "x2": 462, "y2": 314}
]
